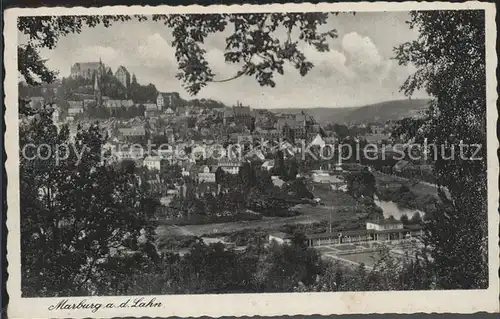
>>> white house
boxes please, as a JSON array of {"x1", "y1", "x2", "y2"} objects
[
  {"x1": 310, "y1": 133, "x2": 326, "y2": 147},
  {"x1": 261, "y1": 160, "x2": 275, "y2": 171},
  {"x1": 143, "y1": 156, "x2": 162, "y2": 171},
  {"x1": 165, "y1": 107, "x2": 175, "y2": 115},
  {"x1": 51, "y1": 107, "x2": 60, "y2": 123},
  {"x1": 118, "y1": 127, "x2": 146, "y2": 138},
  {"x1": 157, "y1": 92, "x2": 180, "y2": 110},
  {"x1": 268, "y1": 232, "x2": 292, "y2": 245},
  {"x1": 68, "y1": 107, "x2": 84, "y2": 116},
  {"x1": 271, "y1": 176, "x2": 285, "y2": 187},
  {"x1": 114, "y1": 147, "x2": 144, "y2": 161},
  {"x1": 105, "y1": 99, "x2": 134, "y2": 109},
  {"x1": 157, "y1": 148, "x2": 175, "y2": 164},
  {"x1": 218, "y1": 159, "x2": 242, "y2": 174},
  {"x1": 366, "y1": 219, "x2": 404, "y2": 231},
  {"x1": 198, "y1": 165, "x2": 216, "y2": 183}
]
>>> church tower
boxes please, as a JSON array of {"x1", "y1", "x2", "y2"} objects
[{"x1": 94, "y1": 58, "x2": 103, "y2": 107}]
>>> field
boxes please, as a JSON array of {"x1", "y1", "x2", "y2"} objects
[
  {"x1": 156, "y1": 181, "x2": 360, "y2": 239},
  {"x1": 310, "y1": 183, "x2": 358, "y2": 206},
  {"x1": 338, "y1": 251, "x2": 382, "y2": 268},
  {"x1": 334, "y1": 244, "x2": 358, "y2": 251},
  {"x1": 156, "y1": 204, "x2": 355, "y2": 237},
  {"x1": 374, "y1": 171, "x2": 440, "y2": 197},
  {"x1": 157, "y1": 215, "x2": 315, "y2": 237}
]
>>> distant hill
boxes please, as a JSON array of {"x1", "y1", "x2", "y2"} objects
[{"x1": 270, "y1": 99, "x2": 431, "y2": 124}]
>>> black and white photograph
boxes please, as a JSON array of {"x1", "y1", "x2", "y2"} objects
[{"x1": 4, "y1": 2, "x2": 499, "y2": 318}]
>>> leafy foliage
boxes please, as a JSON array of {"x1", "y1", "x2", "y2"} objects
[
  {"x1": 16, "y1": 10, "x2": 488, "y2": 294},
  {"x1": 394, "y1": 10, "x2": 487, "y2": 288},
  {"x1": 345, "y1": 168, "x2": 376, "y2": 198},
  {"x1": 18, "y1": 13, "x2": 337, "y2": 97},
  {"x1": 20, "y1": 109, "x2": 159, "y2": 296}
]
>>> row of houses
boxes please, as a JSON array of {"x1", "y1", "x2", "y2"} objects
[{"x1": 269, "y1": 218, "x2": 423, "y2": 247}]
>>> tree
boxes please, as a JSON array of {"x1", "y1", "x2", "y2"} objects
[
  {"x1": 20, "y1": 110, "x2": 159, "y2": 296},
  {"x1": 400, "y1": 213, "x2": 409, "y2": 225},
  {"x1": 291, "y1": 231, "x2": 308, "y2": 249},
  {"x1": 238, "y1": 161, "x2": 256, "y2": 188},
  {"x1": 346, "y1": 168, "x2": 376, "y2": 199},
  {"x1": 282, "y1": 179, "x2": 313, "y2": 200},
  {"x1": 394, "y1": 10, "x2": 487, "y2": 289},
  {"x1": 287, "y1": 158, "x2": 299, "y2": 181},
  {"x1": 331, "y1": 123, "x2": 350, "y2": 139},
  {"x1": 215, "y1": 166, "x2": 225, "y2": 185},
  {"x1": 273, "y1": 150, "x2": 286, "y2": 178},
  {"x1": 409, "y1": 212, "x2": 422, "y2": 225}
]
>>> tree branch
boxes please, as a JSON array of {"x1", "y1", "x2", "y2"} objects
[
  {"x1": 210, "y1": 65, "x2": 249, "y2": 83},
  {"x1": 210, "y1": 55, "x2": 252, "y2": 83}
]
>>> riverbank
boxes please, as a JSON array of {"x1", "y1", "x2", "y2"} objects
[{"x1": 374, "y1": 197, "x2": 424, "y2": 220}]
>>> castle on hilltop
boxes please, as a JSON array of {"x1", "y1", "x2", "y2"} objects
[
  {"x1": 70, "y1": 60, "x2": 131, "y2": 88},
  {"x1": 70, "y1": 60, "x2": 133, "y2": 106}
]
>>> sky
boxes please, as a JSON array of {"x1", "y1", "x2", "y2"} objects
[{"x1": 21, "y1": 12, "x2": 429, "y2": 108}]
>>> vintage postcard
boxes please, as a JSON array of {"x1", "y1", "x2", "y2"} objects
[{"x1": 4, "y1": 2, "x2": 499, "y2": 318}]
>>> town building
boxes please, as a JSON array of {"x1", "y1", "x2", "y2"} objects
[
  {"x1": 118, "y1": 127, "x2": 146, "y2": 139},
  {"x1": 105, "y1": 99, "x2": 134, "y2": 109},
  {"x1": 157, "y1": 92, "x2": 181, "y2": 110},
  {"x1": 70, "y1": 62, "x2": 101, "y2": 79},
  {"x1": 393, "y1": 160, "x2": 411, "y2": 174},
  {"x1": 261, "y1": 160, "x2": 275, "y2": 171},
  {"x1": 304, "y1": 219, "x2": 422, "y2": 247},
  {"x1": 311, "y1": 170, "x2": 345, "y2": 184},
  {"x1": 143, "y1": 103, "x2": 158, "y2": 110},
  {"x1": 165, "y1": 107, "x2": 175, "y2": 115},
  {"x1": 198, "y1": 165, "x2": 216, "y2": 183},
  {"x1": 195, "y1": 182, "x2": 219, "y2": 197},
  {"x1": 217, "y1": 158, "x2": 243, "y2": 174},
  {"x1": 115, "y1": 66, "x2": 131, "y2": 88},
  {"x1": 310, "y1": 134, "x2": 326, "y2": 147},
  {"x1": 257, "y1": 129, "x2": 281, "y2": 141},
  {"x1": 112, "y1": 146, "x2": 145, "y2": 161},
  {"x1": 28, "y1": 96, "x2": 45, "y2": 110},
  {"x1": 223, "y1": 102, "x2": 254, "y2": 128},
  {"x1": 366, "y1": 219, "x2": 404, "y2": 232},
  {"x1": 145, "y1": 178, "x2": 168, "y2": 196},
  {"x1": 157, "y1": 148, "x2": 176, "y2": 164},
  {"x1": 364, "y1": 133, "x2": 392, "y2": 145},
  {"x1": 143, "y1": 156, "x2": 162, "y2": 171},
  {"x1": 39, "y1": 81, "x2": 61, "y2": 95},
  {"x1": 237, "y1": 134, "x2": 253, "y2": 144},
  {"x1": 271, "y1": 176, "x2": 285, "y2": 187},
  {"x1": 244, "y1": 149, "x2": 265, "y2": 161},
  {"x1": 176, "y1": 106, "x2": 188, "y2": 116},
  {"x1": 68, "y1": 100, "x2": 84, "y2": 109},
  {"x1": 268, "y1": 232, "x2": 293, "y2": 245},
  {"x1": 144, "y1": 103, "x2": 160, "y2": 117},
  {"x1": 276, "y1": 114, "x2": 307, "y2": 140},
  {"x1": 68, "y1": 107, "x2": 84, "y2": 117},
  {"x1": 83, "y1": 98, "x2": 96, "y2": 106},
  {"x1": 51, "y1": 106, "x2": 60, "y2": 124}
]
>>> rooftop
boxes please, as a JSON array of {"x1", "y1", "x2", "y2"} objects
[
  {"x1": 269, "y1": 232, "x2": 293, "y2": 239},
  {"x1": 367, "y1": 219, "x2": 403, "y2": 225}
]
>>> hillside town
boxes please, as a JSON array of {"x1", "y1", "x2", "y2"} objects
[
  {"x1": 13, "y1": 6, "x2": 492, "y2": 306},
  {"x1": 19, "y1": 59, "x2": 435, "y2": 272}
]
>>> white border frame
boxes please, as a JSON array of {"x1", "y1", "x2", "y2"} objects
[{"x1": 4, "y1": 2, "x2": 499, "y2": 318}]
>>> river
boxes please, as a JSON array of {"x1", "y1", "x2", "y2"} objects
[{"x1": 374, "y1": 196, "x2": 425, "y2": 220}]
